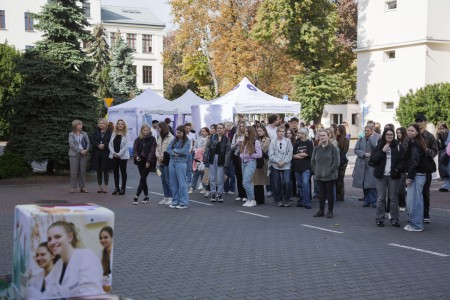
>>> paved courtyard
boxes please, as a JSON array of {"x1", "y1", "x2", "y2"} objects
[{"x1": 1, "y1": 156, "x2": 450, "y2": 299}]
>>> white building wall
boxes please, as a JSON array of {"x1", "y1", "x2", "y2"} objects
[
  {"x1": 1, "y1": 0, "x2": 44, "y2": 50},
  {"x1": 357, "y1": 0, "x2": 428, "y2": 49},
  {"x1": 0, "y1": 1, "x2": 164, "y2": 96},
  {"x1": 357, "y1": 45, "x2": 427, "y2": 126},
  {"x1": 425, "y1": 44, "x2": 450, "y2": 85},
  {"x1": 427, "y1": 0, "x2": 450, "y2": 40},
  {"x1": 104, "y1": 24, "x2": 164, "y2": 94}
]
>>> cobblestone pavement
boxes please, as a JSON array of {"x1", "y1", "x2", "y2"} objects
[{"x1": 1, "y1": 158, "x2": 450, "y2": 299}]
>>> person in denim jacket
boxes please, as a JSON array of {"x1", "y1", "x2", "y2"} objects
[{"x1": 167, "y1": 125, "x2": 191, "y2": 209}]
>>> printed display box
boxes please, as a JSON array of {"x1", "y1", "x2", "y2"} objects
[{"x1": 12, "y1": 203, "x2": 114, "y2": 300}]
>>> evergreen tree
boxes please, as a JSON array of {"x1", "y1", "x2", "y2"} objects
[
  {"x1": 109, "y1": 31, "x2": 138, "y2": 104},
  {"x1": 6, "y1": 0, "x2": 98, "y2": 172},
  {"x1": 0, "y1": 43, "x2": 23, "y2": 140},
  {"x1": 88, "y1": 24, "x2": 111, "y2": 100}
]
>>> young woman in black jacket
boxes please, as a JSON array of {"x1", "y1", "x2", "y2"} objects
[
  {"x1": 132, "y1": 123, "x2": 157, "y2": 205},
  {"x1": 370, "y1": 128, "x2": 405, "y2": 227},
  {"x1": 403, "y1": 124, "x2": 428, "y2": 232}
]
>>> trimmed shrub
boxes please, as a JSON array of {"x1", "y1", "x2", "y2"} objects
[{"x1": 0, "y1": 152, "x2": 32, "y2": 179}]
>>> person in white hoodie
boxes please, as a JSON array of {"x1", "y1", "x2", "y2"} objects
[
  {"x1": 268, "y1": 126, "x2": 293, "y2": 207},
  {"x1": 44, "y1": 221, "x2": 104, "y2": 298}
]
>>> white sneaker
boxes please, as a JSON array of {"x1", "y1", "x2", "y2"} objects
[
  {"x1": 242, "y1": 198, "x2": 248, "y2": 202},
  {"x1": 403, "y1": 224, "x2": 423, "y2": 232},
  {"x1": 164, "y1": 198, "x2": 173, "y2": 205},
  {"x1": 248, "y1": 200, "x2": 257, "y2": 207},
  {"x1": 242, "y1": 200, "x2": 250, "y2": 207},
  {"x1": 204, "y1": 191, "x2": 210, "y2": 197},
  {"x1": 158, "y1": 198, "x2": 167, "y2": 205},
  {"x1": 188, "y1": 187, "x2": 194, "y2": 194},
  {"x1": 235, "y1": 197, "x2": 242, "y2": 201},
  {"x1": 227, "y1": 191, "x2": 235, "y2": 195},
  {"x1": 399, "y1": 207, "x2": 406, "y2": 212},
  {"x1": 267, "y1": 191, "x2": 272, "y2": 196},
  {"x1": 199, "y1": 188, "x2": 206, "y2": 194}
]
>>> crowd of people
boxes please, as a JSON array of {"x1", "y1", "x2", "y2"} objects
[{"x1": 68, "y1": 113, "x2": 450, "y2": 231}]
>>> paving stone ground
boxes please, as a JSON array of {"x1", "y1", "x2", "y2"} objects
[{"x1": 1, "y1": 152, "x2": 449, "y2": 299}]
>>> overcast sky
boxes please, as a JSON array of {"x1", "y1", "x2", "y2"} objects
[{"x1": 101, "y1": 0, "x2": 173, "y2": 28}]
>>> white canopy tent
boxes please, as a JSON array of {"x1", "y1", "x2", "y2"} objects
[
  {"x1": 108, "y1": 88, "x2": 169, "y2": 142},
  {"x1": 146, "y1": 89, "x2": 207, "y2": 115},
  {"x1": 211, "y1": 77, "x2": 301, "y2": 114}
]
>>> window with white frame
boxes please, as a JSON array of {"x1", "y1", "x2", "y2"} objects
[
  {"x1": 24, "y1": 12, "x2": 34, "y2": 31},
  {"x1": 0, "y1": 10, "x2": 5, "y2": 29},
  {"x1": 385, "y1": 50, "x2": 396, "y2": 61},
  {"x1": 83, "y1": 2, "x2": 91, "y2": 18},
  {"x1": 142, "y1": 34, "x2": 152, "y2": 53},
  {"x1": 383, "y1": 102, "x2": 395, "y2": 110},
  {"x1": 143, "y1": 66, "x2": 152, "y2": 84},
  {"x1": 127, "y1": 33, "x2": 136, "y2": 51},
  {"x1": 385, "y1": 0, "x2": 397, "y2": 11}
]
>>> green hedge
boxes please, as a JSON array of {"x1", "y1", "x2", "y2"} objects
[{"x1": 0, "y1": 152, "x2": 32, "y2": 179}]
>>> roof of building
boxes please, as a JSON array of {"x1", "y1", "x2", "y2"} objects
[{"x1": 101, "y1": 5, "x2": 165, "y2": 27}]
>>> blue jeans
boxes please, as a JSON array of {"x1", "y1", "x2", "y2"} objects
[
  {"x1": 224, "y1": 159, "x2": 236, "y2": 193},
  {"x1": 407, "y1": 174, "x2": 426, "y2": 230},
  {"x1": 242, "y1": 160, "x2": 256, "y2": 200},
  {"x1": 159, "y1": 165, "x2": 172, "y2": 198},
  {"x1": 363, "y1": 188, "x2": 377, "y2": 206},
  {"x1": 186, "y1": 152, "x2": 193, "y2": 185},
  {"x1": 190, "y1": 169, "x2": 204, "y2": 190},
  {"x1": 209, "y1": 155, "x2": 224, "y2": 197},
  {"x1": 169, "y1": 161, "x2": 188, "y2": 206},
  {"x1": 270, "y1": 167, "x2": 291, "y2": 204},
  {"x1": 295, "y1": 170, "x2": 311, "y2": 206}
]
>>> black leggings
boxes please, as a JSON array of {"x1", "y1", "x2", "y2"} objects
[
  {"x1": 136, "y1": 160, "x2": 150, "y2": 197},
  {"x1": 112, "y1": 158, "x2": 127, "y2": 189},
  {"x1": 97, "y1": 170, "x2": 109, "y2": 185}
]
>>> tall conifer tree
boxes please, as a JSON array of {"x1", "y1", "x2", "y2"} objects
[{"x1": 7, "y1": 0, "x2": 98, "y2": 172}]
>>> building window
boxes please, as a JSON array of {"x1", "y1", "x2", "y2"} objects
[
  {"x1": 127, "y1": 33, "x2": 137, "y2": 51},
  {"x1": 384, "y1": 102, "x2": 395, "y2": 110},
  {"x1": 352, "y1": 113, "x2": 357, "y2": 125},
  {"x1": 0, "y1": 10, "x2": 5, "y2": 29},
  {"x1": 385, "y1": 50, "x2": 396, "y2": 61},
  {"x1": 385, "y1": 0, "x2": 397, "y2": 11},
  {"x1": 24, "y1": 12, "x2": 34, "y2": 31},
  {"x1": 110, "y1": 32, "x2": 116, "y2": 46},
  {"x1": 83, "y1": 2, "x2": 91, "y2": 18},
  {"x1": 143, "y1": 66, "x2": 152, "y2": 84},
  {"x1": 142, "y1": 34, "x2": 152, "y2": 53},
  {"x1": 331, "y1": 114, "x2": 343, "y2": 125}
]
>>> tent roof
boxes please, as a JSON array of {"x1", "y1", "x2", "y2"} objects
[
  {"x1": 211, "y1": 77, "x2": 300, "y2": 114},
  {"x1": 109, "y1": 88, "x2": 169, "y2": 111},
  {"x1": 146, "y1": 90, "x2": 208, "y2": 115}
]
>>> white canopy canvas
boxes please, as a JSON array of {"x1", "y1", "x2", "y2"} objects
[
  {"x1": 108, "y1": 88, "x2": 169, "y2": 143},
  {"x1": 211, "y1": 77, "x2": 300, "y2": 114},
  {"x1": 146, "y1": 89, "x2": 208, "y2": 115}
]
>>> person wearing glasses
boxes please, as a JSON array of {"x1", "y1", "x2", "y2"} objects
[
  {"x1": 370, "y1": 128, "x2": 405, "y2": 227},
  {"x1": 268, "y1": 126, "x2": 293, "y2": 207}
]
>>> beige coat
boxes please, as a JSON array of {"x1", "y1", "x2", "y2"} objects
[
  {"x1": 156, "y1": 133, "x2": 174, "y2": 166},
  {"x1": 252, "y1": 136, "x2": 270, "y2": 185}
]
